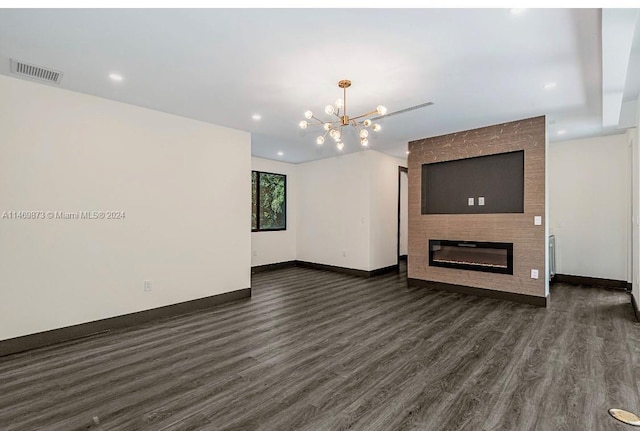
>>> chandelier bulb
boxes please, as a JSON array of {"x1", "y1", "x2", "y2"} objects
[{"x1": 299, "y1": 81, "x2": 384, "y2": 147}]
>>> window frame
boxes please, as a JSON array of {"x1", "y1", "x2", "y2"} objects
[{"x1": 252, "y1": 170, "x2": 287, "y2": 232}]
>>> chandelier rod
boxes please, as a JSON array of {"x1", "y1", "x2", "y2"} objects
[{"x1": 343, "y1": 83, "x2": 347, "y2": 124}]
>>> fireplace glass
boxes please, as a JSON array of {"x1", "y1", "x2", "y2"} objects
[{"x1": 429, "y1": 240, "x2": 513, "y2": 275}]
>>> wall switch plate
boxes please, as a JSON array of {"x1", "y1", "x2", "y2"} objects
[
  {"x1": 144, "y1": 280, "x2": 152, "y2": 292},
  {"x1": 531, "y1": 269, "x2": 539, "y2": 279},
  {"x1": 534, "y1": 216, "x2": 542, "y2": 226},
  {"x1": 478, "y1": 197, "x2": 485, "y2": 206},
  {"x1": 468, "y1": 197, "x2": 475, "y2": 206}
]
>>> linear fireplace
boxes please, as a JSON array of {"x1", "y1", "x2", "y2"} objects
[{"x1": 429, "y1": 240, "x2": 513, "y2": 275}]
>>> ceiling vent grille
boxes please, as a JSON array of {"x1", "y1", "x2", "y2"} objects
[
  {"x1": 10, "y1": 59, "x2": 63, "y2": 84},
  {"x1": 371, "y1": 102, "x2": 434, "y2": 120}
]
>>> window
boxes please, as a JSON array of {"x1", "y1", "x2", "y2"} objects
[{"x1": 252, "y1": 170, "x2": 286, "y2": 231}]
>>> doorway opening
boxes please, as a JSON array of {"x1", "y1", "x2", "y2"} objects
[{"x1": 397, "y1": 166, "x2": 408, "y2": 269}]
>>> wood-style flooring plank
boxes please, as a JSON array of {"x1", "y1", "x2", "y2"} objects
[{"x1": 0, "y1": 265, "x2": 638, "y2": 431}]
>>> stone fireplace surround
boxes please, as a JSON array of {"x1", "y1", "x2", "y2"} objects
[{"x1": 407, "y1": 116, "x2": 547, "y2": 306}]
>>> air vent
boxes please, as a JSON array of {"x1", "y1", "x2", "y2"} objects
[
  {"x1": 371, "y1": 101, "x2": 434, "y2": 120},
  {"x1": 10, "y1": 59, "x2": 63, "y2": 84}
]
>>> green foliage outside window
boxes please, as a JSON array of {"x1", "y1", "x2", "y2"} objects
[{"x1": 252, "y1": 171, "x2": 286, "y2": 231}]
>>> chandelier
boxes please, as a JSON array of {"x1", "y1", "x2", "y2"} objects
[{"x1": 298, "y1": 79, "x2": 386, "y2": 150}]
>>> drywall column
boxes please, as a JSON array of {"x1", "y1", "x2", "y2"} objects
[
  {"x1": 296, "y1": 151, "x2": 372, "y2": 271},
  {"x1": 296, "y1": 150, "x2": 405, "y2": 272}
]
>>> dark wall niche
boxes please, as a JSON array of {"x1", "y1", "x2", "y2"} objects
[{"x1": 421, "y1": 150, "x2": 524, "y2": 214}]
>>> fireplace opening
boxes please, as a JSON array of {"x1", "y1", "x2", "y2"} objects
[{"x1": 429, "y1": 240, "x2": 513, "y2": 275}]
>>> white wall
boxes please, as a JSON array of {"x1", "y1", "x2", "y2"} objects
[
  {"x1": 633, "y1": 94, "x2": 640, "y2": 303},
  {"x1": 0, "y1": 75, "x2": 251, "y2": 341},
  {"x1": 251, "y1": 157, "x2": 297, "y2": 266},
  {"x1": 297, "y1": 151, "x2": 372, "y2": 270},
  {"x1": 297, "y1": 150, "x2": 404, "y2": 271},
  {"x1": 400, "y1": 170, "x2": 408, "y2": 256},
  {"x1": 549, "y1": 133, "x2": 631, "y2": 281},
  {"x1": 545, "y1": 124, "x2": 550, "y2": 295},
  {"x1": 369, "y1": 151, "x2": 406, "y2": 270}
]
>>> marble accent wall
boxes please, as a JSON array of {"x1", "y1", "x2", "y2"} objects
[{"x1": 408, "y1": 116, "x2": 546, "y2": 298}]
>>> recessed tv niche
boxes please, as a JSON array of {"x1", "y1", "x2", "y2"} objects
[{"x1": 421, "y1": 150, "x2": 524, "y2": 214}]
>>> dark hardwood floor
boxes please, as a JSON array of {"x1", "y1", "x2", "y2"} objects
[{"x1": 1, "y1": 264, "x2": 639, "y2": 430}]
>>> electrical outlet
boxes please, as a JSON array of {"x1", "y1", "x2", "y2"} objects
[
  {"x1": 478, "y1": 197, "x2": 485, "y2": 206},
  {"x1": 468, "y1": 197, "x2": 475, "y2": 206},
  {"x1": 144, "y1": 280, "x2": 152, "y2": 292},
  {"x1": 534, "y1": 216, "x2": 542, "y2": 226},
  {"x1": 530, "y1": 269, "x2": 539, "y2": 279}
]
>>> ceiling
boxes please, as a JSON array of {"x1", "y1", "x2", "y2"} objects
[{"x1": 0, "y1": 8, "x2": 638, "y2": 163}]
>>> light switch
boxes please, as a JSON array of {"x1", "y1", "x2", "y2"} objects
[
  {"x1": 531, "y1": 269, "x2": 539, "y2": 279},
  {"x1": 478, "y1": 197, "x2": 485, "y2": 206},
  {"x1": 534, "y1": 216, "x2": 542, "y2": 226},
  {"x1": 468, "y1": 197, "x2": 475, "y2": 206}
]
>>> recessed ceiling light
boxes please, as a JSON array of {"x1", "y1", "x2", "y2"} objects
[
  {"x1": 109, "y1": 73, "x2": 123, "y2": 82},
  {"x1": 544, "y1": 82, "x2": 557, "y2": 90},
  {"x1": 277, "y1": 151, "x2": 284, "y2": 156},
  {"x1": 252, "y1": 114, "x2": 262, "y2": 120},
  {"x1": 557, "y1": 130, "x2": 567, "y2": 135},
  {"x1": 509, "y1": 8, "x2": 526, "y2": 15}
]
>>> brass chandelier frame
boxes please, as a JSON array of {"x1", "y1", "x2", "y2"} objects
[{"x1": 299, "y1": 79, "x2": 385, "y2": 150}]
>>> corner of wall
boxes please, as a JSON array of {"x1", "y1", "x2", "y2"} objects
[
  {"x1": 634, "y1": 94, "x2": 640, "y2": 301},
  {"x1": 545, "y1": 115, "x2": 550, "y2": 296}
]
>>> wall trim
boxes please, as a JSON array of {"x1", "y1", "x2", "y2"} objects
[
  {"x1": 252, "y1": 261, "x2": 399, "y2": 278},
  {"x1": 632, "y1": 292, "x2": 640, "y2": 323},
  {"x1": 553, "y1": 273, "x2": 630, "y2": 290},
  {"x1": 295, "y1": 261, "x2": 398, "y2": 278},
  {"x1": 0, "y1": 288, "x2": 251, "y2": 358},
  {"x1": 251, "y1": 261, "x2": 297, "y2": 273},
  {"x1": 369, "y1": 264, "x2": 400, "y2": 277},
  {"x1": 407, "y1": 278, "x2": 548, "y2": 307}
]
